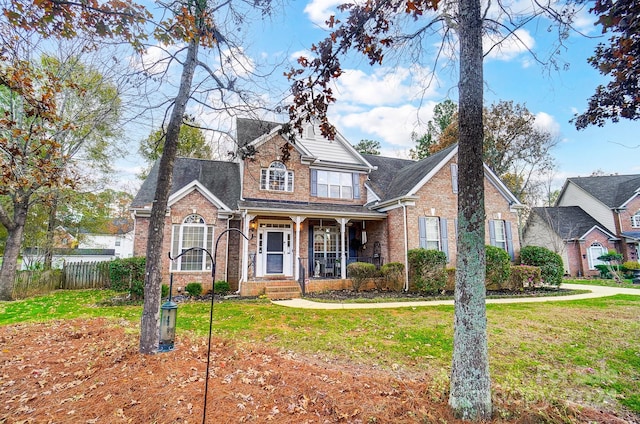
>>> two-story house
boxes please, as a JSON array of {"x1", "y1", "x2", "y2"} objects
[
  {"x1": 131, "y1": 118, "x2": 523, "y2": 297},
  {"x1": 523, "y1": 174, "x2": 640, "y2": 277}
]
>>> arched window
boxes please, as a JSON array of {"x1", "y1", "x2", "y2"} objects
[
  {"x1": 170, "y1": 214, "x2": 214, "y2": 271},
  {"x1": 631, "y1": 210, "x2": 640, "y2": 228},
  {"x1": 260, "y1": 161, "x2": 294, "y2": 192},
  {"x1": 587, "y1": 242, "x2": 606, "y2": 270}
]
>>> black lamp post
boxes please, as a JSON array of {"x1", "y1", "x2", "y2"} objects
[
  {"x1": 158, "y1": 272, "x2": 178, "y2": 352},
  {"x1": 168, "y1": 228, "x2": 250, "y2": 424}
]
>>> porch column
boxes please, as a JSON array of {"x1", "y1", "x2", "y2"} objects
[
  {"x1": 290, "y1": 216, "x2": 304, "y2": 280},
  {"x1": 240, "y1": 213, "x2": 255, "y2": 286},
  {"x1": 336, "y1": 218, "x2": 349, "y2": 279}
]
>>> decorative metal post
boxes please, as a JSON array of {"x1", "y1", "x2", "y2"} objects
[{"x1": 158, "y1": 272, "x2": 178, "y2": 352}]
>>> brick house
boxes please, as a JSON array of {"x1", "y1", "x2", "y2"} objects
[
  {"x1": 522, "y1": 174, "x2": 640, "y2": 277},
  {"x1": 131, "y1": 118, "x2": 523, "y2": 297}
]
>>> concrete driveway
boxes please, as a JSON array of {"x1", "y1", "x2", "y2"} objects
[{"x1": 271, "y1": 283, "x2": 640, "y2": 310}]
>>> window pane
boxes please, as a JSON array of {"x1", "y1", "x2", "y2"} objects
[
  {"x1": 317, "y1": 171, "x2": 328, "y2": 184},
  {"x1": 317, "y1": 184, "x2": 328, "y2": 197},
  {"x1": 181, "y1": 226, "x2": 204, "y2": 270},
  {"x1": 340, "y1": 172, "x2": 352, "y2": 185},
  {"x1": 287, "y1": 171, "x2": 294, "y2": 192},
  {"x1": 260, "y1": 169, "x2": 268, "y2": 190},
  {"x1": 330, "y1": 185, "x2": 340, "y2": 198},
  {"x1": 341, "y1": 186, "x2": 352, "y2": 199},
  {"x1": 328, "y1": 172, "x2": 340, "y2": 184}
]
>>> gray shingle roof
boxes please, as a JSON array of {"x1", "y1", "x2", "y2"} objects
[
  {"x1": 567, "y1": 174, "x2": 640, "y2": 208},
  {"x1": 238, "y1": 199, "x2": 385, "y2": 217},
  {"x1": 364, "y1": 144, "x2": 457, "y2": 201},
  {"x1": 531, "y1": 206, "x2": 611, "y2": 239},
  {"x1": 131, "y1": 157, "x2": 241, "y2": 210},
  {"x1": 236, "y1": 118, "x2": 281, "y2": 147}
]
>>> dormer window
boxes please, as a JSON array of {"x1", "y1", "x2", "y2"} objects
[
  {"x1": 631, "y1": 211, "x2": 640, "y2": 228},
  {"x1": 261, "y1": 161, "x2": 294, "y2": 192}
]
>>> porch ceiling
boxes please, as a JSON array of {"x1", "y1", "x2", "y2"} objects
[{"x1": 239, "y1": 199, "x2": 385, "y2": 220}]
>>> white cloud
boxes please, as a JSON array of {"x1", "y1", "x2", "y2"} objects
[
  {"x1": 534, "y1": 111, "x2": 561, "y2": 138},
  {"x1": 332, "y1": 66, "x2": 440, "y2": 107},
  {"x1": 303, "y1": 0, "x2": 345, "y2": 27},
  {"x1": 331, "y1": 103, "x2": 437, "y2": 148},
  {"x1": 129, "y1": 43, "x2": 183, "y2": 76},
  {"x1": 484, "y1": 28, "x2": 535, "y2": 61}
]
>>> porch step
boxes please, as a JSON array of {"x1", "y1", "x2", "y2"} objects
[{"x1": 264, "y1": 280, "x2": 301, "y2": 300}]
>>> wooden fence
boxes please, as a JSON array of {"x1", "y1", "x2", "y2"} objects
[
  {"x1": 12, "y1": 261, "x2": 112, "y2": 298},
  {"x1": 62, "y1": 261, "x2": 111, "y2": 289}
]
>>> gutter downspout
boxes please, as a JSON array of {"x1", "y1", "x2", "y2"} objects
[
  {"x1": 401, "y1": 200, "x2": 409, "y2": 292},
  {"x1": 236, "y1": 211, "x2": 251, "y2": 295}
]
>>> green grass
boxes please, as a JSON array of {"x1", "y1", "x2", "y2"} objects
[
  {"x1": 1, "y1": 289, "x2": 639, "y2": 416},
  {"x1": 565, "y1": 278, "x2": 640, "y2": 289}
]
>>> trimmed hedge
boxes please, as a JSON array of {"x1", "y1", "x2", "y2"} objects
[
  {"x1": 509, "y1": 265, "x2": 541, "y2": 291},
  {"x1": 347, "y1": 262, "x2": 376, "y2": 291},
  {"x1": 408, "y1": 248, "x2": 447, "y2": 293},
  {"x1": 380, "y1": 262, "x2": 404, "y2": 291},
  {"x1": 520, "y1": 246, "x2": 564, "y2": 287},
  {"x1": 485, "y1": 245, "x2": 511, "y2": 290}
]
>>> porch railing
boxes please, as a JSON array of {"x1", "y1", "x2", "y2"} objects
[{"x1": 299, "y1": 256, "x2": 385, "y2": 280}]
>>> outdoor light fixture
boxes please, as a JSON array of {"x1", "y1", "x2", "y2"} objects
[{"x1": 158, "y1": 273, "x2": 178, "y2": 352}]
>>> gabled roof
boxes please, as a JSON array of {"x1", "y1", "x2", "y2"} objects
[
  {"x1": 364, "y1": 145, "x2": 457, "y2": 202},
  {"x1": 131, "y1": 157, "x2": 241, "y2": 211},
  {"x1": 531, "y1": 206, "x2": 617, "y2": 240},
  {"x1": 562, "y1": 174, "x2": 640, "y2": 208},
  {"x1": 236, "y1": 118, "x2": 281, "y2": 147}
]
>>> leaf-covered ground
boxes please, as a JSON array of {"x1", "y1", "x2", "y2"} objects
[{"x1": 0, "y1": 318, "x2": 634, "y2": 423}]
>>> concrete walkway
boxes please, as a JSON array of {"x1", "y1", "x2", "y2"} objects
[{"x1": 270, "y1": 283, "x2": 640, "y2": 310}]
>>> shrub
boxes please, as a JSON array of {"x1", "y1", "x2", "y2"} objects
[
  {"x1": 380, "y1": 262, "x2": 404, "y2": 291},
  {"x1": 519, "y1": 246, "x2": 564, "y2": 287},
  {"x1": 509, "y1": 265, "x2": 541, "y2": 291},
  {"x1": 214, "y1": 280, "x2": 231, "y2": 294},
  {"x1": 161, "y1": 284, "x2": 169, "y2": 298},
  {"x1": 445, "y1": 268, "x2": 456, "y2": 292},
  {"x1": 108, "y1": 257, "x2": 146, "y2": 299},
  {"x1": 185, "y1": 282, "x2": 203, "y2": 297},
  {"x1": 347, "y1": 262, "x2": 376, "y2": 291},
  {"x1": 485, "y1": 245, "x2": 511, "y2": 290},
  {"x1": 408, "y1": 248, "x2": 447, "y2": 294},
  {"x1": 622, "y1": 261, "x2": 640, "y2": 270}
]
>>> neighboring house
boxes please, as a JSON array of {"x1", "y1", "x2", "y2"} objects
[
  {"x1": 523, "y1": 174, "x2": 640, "y2": 277},
  {"x1": 21, "y1": 219, "x2": 134, "y2": 270},
  {"x1": 78, "y1": 218, "x2": 135, "y2": 259},
  {"x1": 131, "y1": 118, "x2": 523, "y2": 297}
]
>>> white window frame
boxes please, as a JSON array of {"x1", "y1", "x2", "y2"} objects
[
  {"x1": 421, "y1": 217, "x2": 441, "y2": 250},
  {"x1": 631, "y1": 211, "x2": 640, "y2": 228},
  {"x1": 493, "y1": 220, "x2": 507, "y2": 250},
  {"x1": 316, "y1": 170, "x2": 353, "y2": 199},
  {"x1": 587, "y1": 242, "x2": 606, "y2": 270},
  {"x1": 171, "y1": 214, "x2": 214, "y2": 271},
  {"x1": 260, "y1": 161, "x2": 294, "y2": 192}
]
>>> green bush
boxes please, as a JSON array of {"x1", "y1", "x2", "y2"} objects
[
  {"x1": 519, "y1": 246, "x2": 564, "y2": 287},
  {"x1": 108, "y1": 257, "x2": 146, "y2": 299},
  {"x1": 485, "y1": 245, "x2": 511, "y2": 290},
  {"x1": 445, "y1": 268, "x2": 456, "y2": 292},
  {"x1": 347, "y1": 262, "x2": 376, "y2": 291},
  {"x1": 622, "y1": 261, "x2": 640, "y2": 270},
  {"x1": 161, "y1": 284, "x2": 169, "y2": 298},
  {"x1": 509, "y1": 265, "x2": 541, "y2": 291},
  {"x1": 380, "y1": 262, "x2": 404, "y2": 291},
  {"x1": 408, "y1": 248, "x2": 447, "y2": 294},
  {"x1": 185, "y1": 282, "x2": 203, "y2": 297},
  {"x1": 214, "y1": 280, "x2": 231, "y2": 294}
]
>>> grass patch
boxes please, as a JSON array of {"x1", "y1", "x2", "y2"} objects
[
  {"x1": 1, "y1": 289, "x2": 639, "y2": 416},
  {"x1": 565, "y1": 278, "x2": 640, "y2": 289}
]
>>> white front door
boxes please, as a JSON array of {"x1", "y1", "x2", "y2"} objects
[{"x1": 257, "y1": 223, "x2": 293, "y2": 277}]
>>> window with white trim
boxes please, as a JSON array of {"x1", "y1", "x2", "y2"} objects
[
  {"x1": 419, "y1": 217, "x2": 441, "y2": 250},
  {"x1": 493, "y1": 220, "x2": 507, "y2": 250},
  {"x1": 587, "y1": 242, "x2": 607, "y2": 270},
  {"x1": 171, "y1": 214, "x2": 214, "y2": 271},
  {"x1": 316, "y1": 170, "x2": 353, "y2": 199},
  {"x1": 260, "y1": 161, "x2": 294, "y2": 192},
  {"x1": 631, "y1": 211, "x2": 640, "y2": 228}
]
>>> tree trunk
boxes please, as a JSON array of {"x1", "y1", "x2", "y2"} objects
[
  {"x1": 0, "y1": 201, "x2": 29, "y2": 301},
  {"x1": 449, "y1": 0, "x2": 492, "y2": 419},
  {"x1": 138, "y1": 38, "x2": 200, "y2": 354},
  {"x1": 44, "y1": 194, "x2": 59, "y2": 270}
]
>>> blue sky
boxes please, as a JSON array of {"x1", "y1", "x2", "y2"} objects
[{"x1": 116, "y1": 0, "x2": 640, "y2": 192}]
